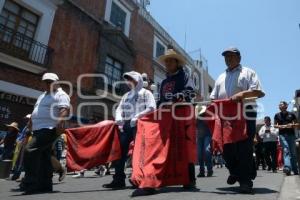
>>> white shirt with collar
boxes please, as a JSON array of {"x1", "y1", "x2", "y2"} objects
[
  {"x1": 31, "y1": 87, "x2": 70, "y2": 131},
  {"x1": 258, "y1": 125, "x2": 279, "y2": 143},
  {"x1": 210, "y1": 65, "x2": 263, "y2": 100}
]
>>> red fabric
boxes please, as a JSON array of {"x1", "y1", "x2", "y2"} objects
[
  {"x1": 277, "y1": 142, "x2": 283, "y2": 168},
  {"x1": 204, "y1": 99, "x2": 248, "y2": 152},
  {"x1": 131, "y1": 106, "x2": 196, "y2": 188},
  {"x1": 66, "y1": 120, "x2": 121, "y2": 171},
  {"x1": 128, "y1": 141, "x2": 134, "y2": 156}
]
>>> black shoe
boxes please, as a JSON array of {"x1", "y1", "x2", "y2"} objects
[
  {"x1": 227, "y1": 175, "x2": 238, "y2": 185},
  {"x1": 294, "y1": 172, "x2": 299, "y2": 175},
  {"x1": 102, "y1": 181, "x2": 125, "y2": 189},
  {"x1": 183, "y1": 180, "x2": 196, "y2": 190},
  {"x1": 11, "y1": 174, "x2": 20, "y2": 181},
  {"x1": 283, "y1": 168, "x2": 291, "y2": 176},
  {"x1": 239, "y1": 181, "x2": 253, "y2": 194},
  {"x1": 22, "y1": 189, "x2": 41, "y2": 195},
  {"x1": 131, "y1": 188, "x2": 156, "y2": 197},
  {"x1": 39, "y1": 186, "x2": 53, "y2": 193},
  {"x1": 129, "y1": 179, "x2": 138, "y2": 189},
  {"x1": 94, "y1": 170, "x2": 100, "y2": 176},
  {"x1": 207, "y1": 171, "x2": 214, "y2": 177},
  {"x1": 11, "y1": 188, "x2": 25, "y2": 192},
  {"x1": 197, "y1": 172, "x2": 205, "y2": 178}
]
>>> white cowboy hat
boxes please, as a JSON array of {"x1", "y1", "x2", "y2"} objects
[
  {"x1": 158, "y1": 49, "x2": 186, "y2": 66},
  {"x1": 5, "y1": 122, "x2": 19, "y2": 131}
]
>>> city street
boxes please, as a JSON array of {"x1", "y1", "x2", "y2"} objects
[{"x1": 0, "y1": 168, "x2": 285, "y2": 200}]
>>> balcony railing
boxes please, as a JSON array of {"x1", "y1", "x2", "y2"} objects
[{"x1": 0, "y1": 24, "x2": 53, "y2": 67}]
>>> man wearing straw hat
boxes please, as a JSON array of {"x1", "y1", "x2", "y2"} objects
[
  {"x1": 159, "y1": 48, "x2": 196, "y2": 188},
  {"x1": 130, "y1": 48, "x2": 196, "y2": 197},
  {"x1": 20, "y1": 73, "x2": 70, "y2": 195},
  {"x1": 0, "y1": 122, "x2": 19, "y2": 160},
  {"x1": 210, "y1": 47, "x2": 265, "y2": 193}
]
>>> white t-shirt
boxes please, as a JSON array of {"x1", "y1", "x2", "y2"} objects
[{"x1": 31, "y1": 88, "x2": 70, "y2": 131}]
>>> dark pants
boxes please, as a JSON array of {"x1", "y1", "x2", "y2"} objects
[
  {"x1": 22, "y1": 129, "x2": 57, "y2": 191},
  {"x1": 2, "y1": 146, "x2": 14, "y2": 160},
  {"x1": 223, "y1": 105, "x2": 257, "y2": 183},
  {"x1": 188, "y1": 163, "x2": 196, "y2": 183},
  {"x1": 113, "y1": 122, "x2": 136, "y2": 183},
  {"x1": 255, "y1": 142, "x2": 266, "y2": 169},
  {"x1": 264, "y1": 142, "x2": 277, "y2": 171}
]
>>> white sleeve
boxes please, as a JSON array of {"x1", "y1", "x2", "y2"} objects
[
  {"x1": 210, "y1": 84, "x2": 219, "y2": 100},
  {"x1": 134, "y1": 90, "x2": 156, "y2": 119},
  {"x1": 271, "y1": 127, "x2": 279, "y2": 137},
  {"x1": 57, "y1": 93, "x2": 70, "y2": 108},
  {"x1": 258, "y1": 126, "x2": 265, "y2": 138},
  {"x1": 248, "y1": 71, "x2": 263, "y2": 92},
  {"x1": 115, "y1": 95, "x2": 126, "y2": 122}
]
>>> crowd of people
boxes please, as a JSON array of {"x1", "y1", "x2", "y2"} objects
[{"x1": 0, "y1": 46, "x2": 299, "y2": 197}]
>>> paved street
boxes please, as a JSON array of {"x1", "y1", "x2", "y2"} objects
[{"x1": 0, "y1": 168, "x2": 284, "y2": 200}]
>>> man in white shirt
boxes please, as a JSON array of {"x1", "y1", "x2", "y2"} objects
[
  {"x1": 258, "y1": 116, "x2": 279, "y2": 173},
  {"x1": 210, "y1": 47, "x2": 265, "y2": 194},
  {"x1": 21, "y1": 73, "x2": 70, "y2": 195}
]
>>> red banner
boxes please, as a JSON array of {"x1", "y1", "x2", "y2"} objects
[
  {"x1": 66, "y1": 120, "x2": 121, "y2": 171},
  {"x1": 204, "y1": 100, "x2": 248, "y2": 152},
  {"x1": 131, "y1": 106, "x2": 196, "y2": 188}
]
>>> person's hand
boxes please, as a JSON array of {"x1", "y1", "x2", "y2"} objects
[
  {"x1": 130, "y1": 117, "x2": 138, "y2": 128},
  {"x1": 118, "y1": 126, "x2": 124, "y2": 132},
  {"x1": 56, "y1": 126, "x2": 65, "y2": 135},
  {"x1": 230, "y1": 92, "x2": 244, "y2": 102},
  {"x1": 115, "y1": 120, "x2": 124, "y2": 126}
]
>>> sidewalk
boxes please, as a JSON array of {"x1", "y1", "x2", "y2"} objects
[{"x1": 278, "y1": 175, "x2": 300, "y2": 200}]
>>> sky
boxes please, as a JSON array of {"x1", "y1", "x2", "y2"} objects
[{"x1": 148, "y1": 0, "x2": 300, "y2": 120}]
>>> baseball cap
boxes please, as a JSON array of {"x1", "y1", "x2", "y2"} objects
[
  {"x1": 222, "y1": 47, "x2": 241, "y2": 56},
  {"x1": 42, "y1": 73, "x2": 59, "y2": 81}
]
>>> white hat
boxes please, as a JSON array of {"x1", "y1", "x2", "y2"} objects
[{"x1": 42, "y1": 73, "x2": 59, "y2": 82}]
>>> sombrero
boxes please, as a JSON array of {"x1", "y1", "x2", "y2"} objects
[
  {"x1": 158, "y1": 49, "x2": 186, "y2": 66},
  {"x1": 6, "y1": 122, "x2": 19, "y2": 131}
]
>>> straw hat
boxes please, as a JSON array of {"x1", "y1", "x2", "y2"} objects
[
  {"x1": 158, "y1": 49, "x2": 186, "y2": 66},
  {"x1": 6, "y1": 122, "x2": 19, "y2": 131}
]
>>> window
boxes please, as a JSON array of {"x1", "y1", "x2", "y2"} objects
[
  {"x1": 110, "y1": 2, "x2": 126, "y2": 32},
  {"x1": 153, "y1": 36, "x2": 167, "y2": 59},
  {"x1": 156, "y1": 41, "x2": 165, "y2": 58},
  {"x1": 105, "y1": 56, "x2": 123, "y2": 87},
  {"x1": 105, "y1": 0, "x2": 131, "y2": 36},
  {"x1": 0, "y1": 0, "x2": 39, "y2": 50}
]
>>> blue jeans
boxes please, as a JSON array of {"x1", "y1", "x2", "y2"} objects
[
  {"x1": 197, "y1": 134, "x2": 213, "y2": 173},
  {"x1": 279, "y1": 134, "x2": 299, "y2": 173}
]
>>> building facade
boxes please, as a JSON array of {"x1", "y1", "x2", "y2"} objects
[{"x1": 0, "y1": 0, "x2": 214, "y2": 127}]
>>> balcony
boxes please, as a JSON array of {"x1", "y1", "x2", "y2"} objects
[{"x1": 0, "y1": 24, "x2": 53, "y2": 73}]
